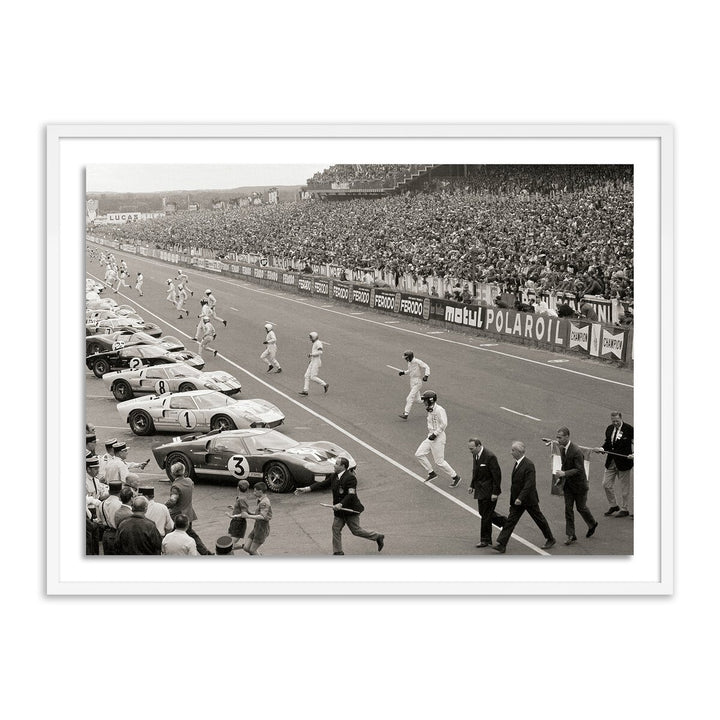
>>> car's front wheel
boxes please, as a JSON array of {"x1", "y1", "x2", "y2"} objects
[
  {"x1": 92, "y1": 358, "x2": 111, "y2": 378},
  {"x1": 112, "y1": 380, "x2": 134, "y2": 401},
  {"x1": 264, "y1": 462, "x2": 293, "y2": 493},
  {"x1": 210, "y1": 415, "x2": 236, "y2": 432},
  {"x1": 87, "y1": 341, "x2": 103, "y2": 355},
  {"x1": 128, "y1": 409, "x2": 155, "y2": 436},
  {"x1": 164, "y1": 452, "x2": 195, "y2": 481}
]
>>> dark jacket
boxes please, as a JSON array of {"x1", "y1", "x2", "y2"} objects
[
  {"x1": 602, "y1": 422, "x2": 634, "y2": 471},
  {"x1": 470, "y1": 447, "x2": 502, "y2": 501},
  {"x1": 308, "y1": 469, "x2": 364, "y2": 514},
  {"x1": 116, "y1": 514, "x2": 162, "y2": 555},
  {"x1": 509, "y1": 457, "x2": 539, "y2": 506},
  {"x1": 166, "y1": 476, "x2": 198, "y2": 522},
  {"x1": 560, "y1": 442, "x2": 589, "y2": 492}
]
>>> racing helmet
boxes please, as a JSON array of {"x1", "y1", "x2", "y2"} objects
[
  {"x1": 403, "y1": 350, "x2": 414, "y2": 362},
  {"x1": 205, "y1": 289, "x2": 212, "y2": 295},
  {"x1": 421, "y1": 390, "x2": 437, "y2": 410},
  {"x1": 309, "y1": 331, "x2": 319, "y2": 341},
  {"x1": 264, "y1": 323, "x2": 273, "y2": 332},
  {"x1": 167, "y1": 279, "x2": 172, "y2": 283}
]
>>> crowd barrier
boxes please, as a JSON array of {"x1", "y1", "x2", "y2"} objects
[{"x1": 88, "y1": 236, "x2": 635, "y2": 367}]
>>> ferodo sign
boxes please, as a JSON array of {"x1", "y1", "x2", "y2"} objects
[
  {"x1": 399, "y1": 294, "x2": 430, "y2": 320},
  {"x1": 298, "y1": 277, "x2": 313, "y2": 293},
  {"x1": 313, "y1": 279, "x2": 329, "y2": 295},
  {"x1": 373, "y1": 290, "x2": 399, "y2": 312},
  {"x1": 282, "y1": 272, "x2": 296, "y2": 287},
  {"x1": 351, "y1": 285, "x2": 371, "y2": 305},
  {"x1": 331, "y1": 282, "x2": 350, "y2": 301},
  {"x1": 483, "y1": 308, "x2": 565, "y2": 345}
]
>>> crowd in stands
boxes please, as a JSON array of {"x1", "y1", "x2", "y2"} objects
[
  {"x1": 307, "y1": 164, "x2": 425, "y2": 187},
  {"x1": 91, "y1": 165, "x2": 634, "y2": 307}
]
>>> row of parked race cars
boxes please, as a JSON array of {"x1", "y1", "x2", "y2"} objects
[{"x1": 86, "y1": 277, "x2": 354, "y2": 493}]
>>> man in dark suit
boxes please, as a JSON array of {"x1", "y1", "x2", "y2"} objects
[
  {"x1": 295, "y1": 457, "x2": 384, "y2": 555},
  {"x1": 492, "y1": 441, "x2": 556, "y2": 553},
  {"x1": 467, "y1": 438, "x2": 507, "y2": 548},
  {"x1": 553, "y1": 427, "x2": 598, "y2": 545},
  {"x1": 594, "y1": 411, "x2": 634, "y2": 517}
]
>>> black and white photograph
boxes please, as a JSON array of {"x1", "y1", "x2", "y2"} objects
[{"x1": 82, "y1": 161, "x2": 638, "y2": 561}]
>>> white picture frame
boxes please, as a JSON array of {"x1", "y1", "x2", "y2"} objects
[{"x1": 47, "y1": 123, "x2": 673, "y2": 595}]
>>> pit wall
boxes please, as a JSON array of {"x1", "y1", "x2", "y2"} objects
[{"x1": 88, "y1": 237, "x2": 633, "y2": 367}]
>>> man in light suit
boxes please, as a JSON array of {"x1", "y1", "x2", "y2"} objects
[
  {"x1": 554, "y1": 427, "x2": 598, "y2": 545},
  {"x1": 492, "y1": 441, "x2": 556, "y2": 554},
  {"x1": 467, "y1": 438, "x2": 507, "y2": 548},
  {"x1": 594, "y1": 411, "x2": 634, "y2": 517}
]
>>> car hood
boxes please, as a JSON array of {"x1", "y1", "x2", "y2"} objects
[
  {"x1": 168, "y1": 351, "x2": 205, "y2": 369},
  {"x1": 231, "y1": 399, "x2": 283, "y2": 420},
  {"x1": 200, "y1": 372, "x2": 242, "y2": 391}
]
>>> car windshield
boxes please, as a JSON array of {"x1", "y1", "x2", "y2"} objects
[
  {"x1": 166, "y1": 365, "x2": 202, "y2": 378},
  {"x1": 244, "y1": 432, "x2": 298, "y2": 453},
  {"x1": 193, "y1": 392, "x2": 233, "y2": 409},
  {"x1": 130, "y1": 332, "x2": 156, "y2": 344},
  {"x1": 137, "y1": 346, "x2": 169, "y2": 358}
]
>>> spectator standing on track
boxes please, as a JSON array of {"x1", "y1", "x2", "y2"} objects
[
  {"x1": 594, "y1": 411, "x2": 634, "y2": 518},
  {"x1": 261, "y1": 322, "x2": 282, "y2": 373},
  {"x1": 225, "y1": 479, "x2": 251, "y2": 550},
  {"x1": 295, "y1": 457, "x2": 384, "y2": 556},
  {"x1": 165, "y1": 461, "x2": 213, "y2": 555},
  {"x1": 397, "y1": 350, "x2": 430, "y2": 419},
  {"x1": 97, "y1": 481, "x2": 123, "y2": 555},
  {"x1": 204, "y1": 289, "x2": 227, "y2": 327},
  {"x1": 241, "y1": 482, "x2": 272, "y2": 556},
  {"x1": 553, "y1": 427, "x2": 598, "y2": 545},
  {"x1": 299, "y1": 331, "x2": 328, "y2": 396},
  {"x1": 113, "y1": 485, "x2": 135, "y2": 530},
  {"x1": 135, "y1": 272, "x2": 144, "y2": 296},
  {"x1": 492, "y1": 442, "x2": 556, "y2": 553},
  {"x1": 115, "y1": 496, "x2": 163, "y2": 555},
  {"x1": 139, "y1": 486, "x2": 174, "y2": 538},
  {"x1": 466, "y1": 438, "x2": 507, "y2": 548},
  {"x1": 197, "y1": 316, "x2": 219, "y2": 359},
  {"x1": 414, "y1": 390, "x2": 462, "y2": 487},
  {"x1": 104, "y1": 441, "x2": 149, "y2": 485},
  {"x1": 161, "y1": 513, "x2": 198, "y2": 556}
]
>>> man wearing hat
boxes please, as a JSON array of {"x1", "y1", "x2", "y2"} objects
[
  {"x1": 115, "y1": 496, "x2": 162, "y2": 555},
  {"x1": 215, "y1": 536, "x2": 235, "y2": 555},
  {"x1": 86, "y1": 430, "x2": 97, "y2": 458},
  {"x1": 139, "y1": 486, "x2": 174, "y2": 537},
  {"x1": 97, "y1": 481, "x2": 123, "y2": 555},
  {"x1": 85, "y1": 455, "x2": 107, "y2": 555},
  {"x1": 166, "y1": 462, "x2": 212, "y2": 555},
  {"x1": 104, "y1": 441, "x2": 149, "y2": 486},
  {"x1": 86, "y1": 455, "x2": 109, "y2": 504},
  {"x1": 98, "y1": 438, "x2": 117, "y2": 479}
]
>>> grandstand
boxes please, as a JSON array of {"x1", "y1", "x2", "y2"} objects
[{"x1": 88, "y1": 164, "x2": 634, "y2": 315}]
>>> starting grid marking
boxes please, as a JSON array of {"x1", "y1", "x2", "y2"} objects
[{"x1": 87, "y1": 267, "x2": 550, "y2": 556}]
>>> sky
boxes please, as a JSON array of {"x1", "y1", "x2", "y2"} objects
[{"x1": 86, "y1": 164, "x2": 328, "y2": 193}]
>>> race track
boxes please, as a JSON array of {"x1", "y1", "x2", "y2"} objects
[{"x1": 86, "y1": 245, "x2": 634, "y2": 557}]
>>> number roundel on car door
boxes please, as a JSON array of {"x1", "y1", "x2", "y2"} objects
[
  {"x1": 178, "y1": 410, "x2": 197, "y2": 430},
  {"x1": 129, "y1": 357, "x2": 143, "y2": 370},
  {"x1": 227, "y1": 455, "x2": 250, "y2": 479},
  {"x1": 154, "y1": 379, "x2": 170, "y2": 395}
]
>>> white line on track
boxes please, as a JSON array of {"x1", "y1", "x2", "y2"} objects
[
  {"x1": 427, "y1": 331, "x2": 445, "y2": 334},
  {"x1": 87, "y1": 270, "x2": 549, "y2": 555},
  {"x1": 349, "y1": 312, "x2": 365, "y2": 315},
  {"x1": 230, "y1": 307, "x2": 241, "y2": 312},
  {"x1": 98, "y1": 254, "x2": 632, "y2": 389},
  {"x1": 500, "y1": 407, "x2": 542, "y2": 422},
  {"x1": 384, "y1": 321, "x2": 399, "y2": 324}
]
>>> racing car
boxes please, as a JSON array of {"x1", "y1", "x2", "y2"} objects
[
  {"x1": 151, "y1": 427, "x2": 356, "y2": 493},
  {"x1": 86, "y1": 332, "x2": 204, "y2": 368},
  {"x1": 86, "y1": 344, "x2": 197, "y2": 378},
  {"x1": 102, "y1": 362, "x2": 241, "y2": 401},
  {"x1": 118, "y1": 390, "x2": 284, "y2": 436},
  {"x1": 86, "y1": 317, "x2": 163, "y2": 338}
]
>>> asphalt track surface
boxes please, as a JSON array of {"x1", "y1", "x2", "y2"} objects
[{"x1": 86, "y1": 245, "x2": 634, "y2": 557}]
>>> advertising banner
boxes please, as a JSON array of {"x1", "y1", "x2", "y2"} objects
[
  {"x1": 442, "y1": 301, "x2": 483, "y2": 329},
  {"x1": 373, "y1": 289, "x2": 400, "y2": 313},
  {"x1": 600, "y1": 328, "x2": 625, "y2": 359},
  {"x1": 297, "y1": 276, "x2": 313, "y2": 294},
  {"x1": 281, "y1": 271, "x2": 297, "y2": 287},
  {"x1": 330, "y1": 280, "x2": 351, "y2": 303},
  {"x1": 482, "y1": 308, "x2": 566, "y2": 346},
  {"x1": 398, "y1": 294, "x2": 431, "y2": 321},
  {"x1": 568, "y1": 321, "x2": 592, "y2": 352},
  {"x1": 350, "y1": 284, "x2": 371, "y2": 306},
  {"x1": 313, "y1": 278, "x2": 330, "y2": 296}
]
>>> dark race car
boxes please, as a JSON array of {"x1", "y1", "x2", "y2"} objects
[
  {"x1": 151, "y1": 428, "x2": 356, "y2": 493},
  {"x1": 85, "y1": 344, "x2": 190, "y2": 378}
]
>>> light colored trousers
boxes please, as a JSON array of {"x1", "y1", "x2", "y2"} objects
[
  {"x1": 415, "y1": 432, "x2": 457, "y2": 477},
  {"x1": 304, "y1": 359, "x2": 325, "y2": 391},
  {"x1": 404, "y1": 378, "x2": 423, "y2": 414},
  {"x1": 602, "y1": 460, "x2": 632, "y2": 512}
]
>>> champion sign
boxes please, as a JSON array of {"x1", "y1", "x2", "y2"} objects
[
  {"x1": 601, "y1": 330, "x2": 625, "y2": 359},
  {"x1": 569, "y1": 322, "x2": 590, "y2": 350}
]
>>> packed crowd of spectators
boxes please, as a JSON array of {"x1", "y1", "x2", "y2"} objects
[
  {"x1": 91, "y1": 165, "x2": 634, "y2": 305},
  {"x1": 307, "y1": 164, "x2": 424, "y2": 187}
]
